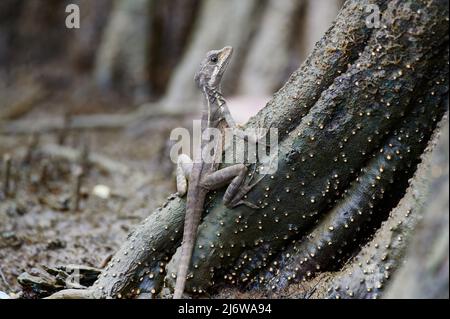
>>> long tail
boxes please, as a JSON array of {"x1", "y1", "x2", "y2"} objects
[{"x1": 173, "y1": 191, "x2": 204, "y2": 299}]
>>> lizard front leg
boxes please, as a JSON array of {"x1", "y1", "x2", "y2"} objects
[
  {"x1": 176, "y1": 154, "x2": 193, "y2": 196},
  {"x1": 200, "y1": 164, "x2": 260, "y2": 209}
]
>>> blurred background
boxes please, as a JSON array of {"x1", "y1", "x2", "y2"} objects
[{"x1": 0, "y1": 0, "x2": 344, "y2": 122}]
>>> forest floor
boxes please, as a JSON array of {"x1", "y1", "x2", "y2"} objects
[{"x1": 0, "y1": 87, "x2": 177, "y2": 296}]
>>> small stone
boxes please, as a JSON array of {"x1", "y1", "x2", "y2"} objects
[{"x1": 92, "y1": 184, "x2": 111, "y2": 199}]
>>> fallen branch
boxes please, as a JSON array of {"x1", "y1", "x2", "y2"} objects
[
  {"x1": 0, "y1": 102, "x2": 197, "y2": 135},
  {"x1": 0, "y1": 85, "x2": 48, "y2": 120}
]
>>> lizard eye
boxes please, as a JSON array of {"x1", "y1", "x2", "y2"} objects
[{"x1": 209, "y1": 55, "x2": 218, "y2": 63}]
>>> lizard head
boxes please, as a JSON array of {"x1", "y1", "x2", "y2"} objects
[{"x1": 194, "y1": 46, "x2": 233, "y2": 90}]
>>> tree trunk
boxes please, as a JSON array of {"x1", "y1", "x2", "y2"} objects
[
  {"x1": 148, "y1": 0, "x2": 201, "y2": 97},
  {"x1": 237, "y1": 0, "x2": 304, "y2": 96},
  {"x1": 385, "y1": 119, "x2": 449, "y2": 299},
  {"x1": 94, "y1": 0, "x2": 153, "y2": 104}
]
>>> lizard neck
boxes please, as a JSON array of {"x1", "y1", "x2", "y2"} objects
[
  {"x1": 197, "y1": 85, "x2": 228, "y2": 170},
  {"x1": 200, "y1": 86, "x2": 225, "y2": 131}
]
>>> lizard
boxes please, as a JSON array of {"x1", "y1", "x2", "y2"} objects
[{"x1": 173, "y1": 46, "x2": 263, "y2": 299}]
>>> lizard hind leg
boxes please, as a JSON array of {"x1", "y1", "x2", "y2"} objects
[
  {"x1": 200, "y1": 163, "x2": 265, "y2": 209},
  {"x1": 176, "y1": 154, "x2": 193, "y2": 196},
  {"x1": 199, "y1": 164, "x2": 252, "y2": 208},
  {"x1": 226, "y1": 164, "x2": 267, "y2": 209}
]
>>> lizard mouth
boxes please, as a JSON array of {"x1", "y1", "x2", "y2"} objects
[
  {"x1": 219, "y1": 46, "x2": 233, "y2": 60},
  {"x1": 218, "y1": 46, "x2": 233, "y2": 69}
]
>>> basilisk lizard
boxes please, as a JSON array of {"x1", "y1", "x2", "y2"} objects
[{"x1": 173, "y1": 46, "x2": 263, "y2": 299}]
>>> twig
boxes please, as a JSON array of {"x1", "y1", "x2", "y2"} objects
[
  {"x1": 304, "y1": 276, "x2": 324, "y2": 299},
  {"x1": 2, "y1": 154, "x2": 11, "y2": 196},
  {"x1": 57, "y1": 112, "x2": 71, "y2": 145},
  {"x1": 0, "y1": 266, "x2": 11, "y2": 291},
  {"x1": 71, "y1": 166, "x2": 83, "y2": 213},
  {"x1": 23, "y1": 134, "x2": 39, "y2": 165},
  {"x1": 79, "y1": 139, "x2": 90, "y2": 173},
  {"x1": 39, "y1": 159, "x2": 49, "y2": 186}
]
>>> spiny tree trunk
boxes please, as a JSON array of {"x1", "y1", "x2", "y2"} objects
[{"x1": 47, "y1": 0, "x2": 449, "y2": 299}]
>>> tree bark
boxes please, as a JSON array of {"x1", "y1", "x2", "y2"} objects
[{"x1": 385, "y1": 118, "x2": 449, "y2": 299}]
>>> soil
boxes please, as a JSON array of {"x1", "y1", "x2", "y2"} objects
[{"x1": 0, "y1": 99, "x2": 178, "y2": 295}]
